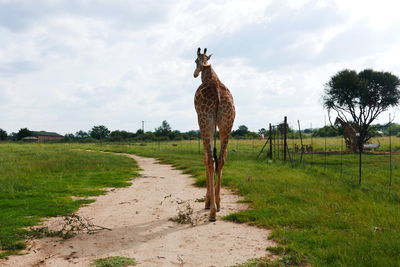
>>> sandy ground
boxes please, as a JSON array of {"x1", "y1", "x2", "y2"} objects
[{"x1": 1, "y1": 154, "x2": 275, "y2": 267}]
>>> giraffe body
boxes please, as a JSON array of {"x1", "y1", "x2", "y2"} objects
[
  {"x1": 335, "y1": 117, "x2": 357, "y2": 152},
  {"x1": 193, "y1": 48, "x2": 235, "y2": 221}
]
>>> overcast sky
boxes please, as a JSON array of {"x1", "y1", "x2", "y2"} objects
[{"x1": 1, "y1": 0, "x2": 400, "y2": 134}]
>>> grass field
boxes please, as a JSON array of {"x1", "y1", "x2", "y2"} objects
[
  {"x1": 1, "y1": 139, "x2": 400, "y2": 266},
  {"x1": 0, "y1": 144, "x2": 139, "y2": 258},
  {"x1": 62, "y1": 139, "x2": 400, "y2": 266}
]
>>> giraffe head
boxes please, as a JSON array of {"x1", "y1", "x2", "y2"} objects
[
  {"x1": 193, "y1": 47, "x2": 212, "y2": 78},
  {"x1": 334, "y1": 117, "x2": 343, "y2": 126}
]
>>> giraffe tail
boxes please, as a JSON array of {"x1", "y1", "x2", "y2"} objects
[{"x1": 213, "y1": 146, "x2": 218, "y2": 172}]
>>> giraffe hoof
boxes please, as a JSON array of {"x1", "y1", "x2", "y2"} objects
[{"x1": 209, "y1": 216, "x2": 216, "y2": 222}]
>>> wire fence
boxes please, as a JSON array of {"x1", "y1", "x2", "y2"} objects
[{"x1": 255, "y1": 116, "x2": 398, "y2": 195}]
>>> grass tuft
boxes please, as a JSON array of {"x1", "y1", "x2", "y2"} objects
[
  {"x1": 91, "y1": 256, "x2": 136, "y2": 267},
  {"x1": 169, "y1": 201, "x2": 198, "y2": 225},
  {"x1": 229, "y1": 257, "x2": 272, "y2": 267}
]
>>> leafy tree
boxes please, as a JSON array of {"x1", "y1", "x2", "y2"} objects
[
  {"x1": 277, "y1": 123, "x2": 292, "y2": 134},
  {"x1": 17, "y1": 128, "x2": 32, "y2": 140},
  {"x1": 324, "y1": 69, "x2": 400, "y2": 150},
  {"x1": 89, "y1": 125, "x2": 110, "y2": 140},
  {"x1": 388, "y1": 124, "x2": 400, "y2": 136},
  {"x1": 183, "y1": 130, "x2": 200, "y2": 140},
  {"x1": 232, "y1": 125, "x2": 249, "y2": 137},
  {"x1": 75, "y1": 130, "x2": 89, "y2": 139},
  {"x1": 0, "y1": 128, "x2": 7, "y2": 140},
  {"x1": 63, "y1": 133, "x2": 75, "y2": 142},
  {"x1": 140, "y1": 131, "x2": 156, "y2": 141},
  {"x1": 169, "y1": 130, "x2": 182, "y2": 140},
  {"x1": 313, "y1": 126, "x2": 340, "y2": 137},
  {"x1": 9, "y1": 132, "x2": 17, "y2": 141},
  {"x1": 109, "y1": 130, "x2": 135, "y2": 141},
  {"x1": 245, "y1": 132, "x2": 259, "y2": 139},
  {"x1": 258, "y1": 128, "x2": 268, "y2": 136},
  {"x1": 155, "y1": 120, "x2": 172, "y2": 137}
]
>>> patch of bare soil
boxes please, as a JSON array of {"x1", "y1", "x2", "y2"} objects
[{"x1": 0, "y1": 154, "x2": 276, "y2": 267}]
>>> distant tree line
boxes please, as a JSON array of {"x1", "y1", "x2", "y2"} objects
[
  {"x1": 62, "y1": 121, "x2": 202, "y2": 142},
  {"x1": 2, "y1": 121, "x2": 400, "y2": 143}
]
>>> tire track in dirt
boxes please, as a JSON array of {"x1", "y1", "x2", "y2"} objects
[{"x1": 1, "y1": 154, "x2": 276, "y2": 267}]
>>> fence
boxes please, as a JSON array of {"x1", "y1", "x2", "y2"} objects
[{"x1": 256, "y1": 116, "x2": 396, "y2": 193}]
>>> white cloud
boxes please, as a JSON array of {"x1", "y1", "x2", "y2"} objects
[{"x1": 0, "y1": 0, "x2": 400, "y2": 134}]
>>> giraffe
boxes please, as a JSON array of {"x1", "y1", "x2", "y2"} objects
[
  {"x1": 193, "y1": 47, "x2": 235, "y2": 222},
  {"x1": 335, "y1": 117, "x2": 357, "y2": 152}
]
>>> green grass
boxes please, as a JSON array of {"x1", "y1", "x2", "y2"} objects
[
  {"x1": 91, "y1": 256, "x2": 136, "y2": 267},
  {"x1": 0, "y1": 144, "x2": 139, "y2": 258},
  {"x1": 229, "y1": 246, "x2": 306, "y2": 267},
  {"x1": 63, "y1": 140, "x2": 400, "y2": 266}
]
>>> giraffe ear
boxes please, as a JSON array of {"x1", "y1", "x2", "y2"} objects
[
  {"x1": 207, "y1": 54, "x2": 212, "y2": 60},
  {"x1": 197, "y1": 47, "x2": 201, "y2": 56}
]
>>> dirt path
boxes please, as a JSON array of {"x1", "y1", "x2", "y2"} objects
[{"x1": 1, "y1": 154, "x2": 275, "y2": 267}]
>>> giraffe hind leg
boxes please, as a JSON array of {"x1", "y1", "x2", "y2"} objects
[
  {"x1": 200, "y1": 129, "x2": 217, "y2": 221},
  {"x1": 215, "y1": 132, "x2": 229, "y2": 212},
  {"x1": 204, "y1": 150, "x2": 211, "y2": 210}
]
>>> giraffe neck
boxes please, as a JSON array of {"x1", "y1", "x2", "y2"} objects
[
  {"x1": 337, "y1": 118, "x2": 348, "y2": 127},
  {"x1": 201, "y1": 65, "x2": 219, "y2": 83}
]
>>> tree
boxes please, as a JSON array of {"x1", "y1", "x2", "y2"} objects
[
  {"x1": 388, "y1": 124, "x2": 400, "y2": 136},
  {"x1": 109, "y1": 130, "x2": 135, "y2": 141},
  {"x1": 75, "y1": 130, "x2": 89, "y2": 139},
  {"x1": 9, "y1": 132, "x2": 17, "y2": 141},
  {"x1": 313, "y1": 126, "x2": 340, "y2": 137},
  {"x1": 168, "y1": 130, "x2": 183, "y2": 140},
  {"x1": 63, "y1": 133, "x2": 75, "y2": 142},
  {"x1": 0, "y1": 128, "x2": 7, "y2": 140},
  {"x1": 140, "y1": 131, "x2": 156, "y2": 141},
  {"x1": 323, "y1": 69, "x2": 400, "y2": 150},
  {"x1": 258, "y1": 128, "x2": 268, "y2": 136},
  {"x1": 17, "y1": 128, "x2": 32, "y2": 140},
  {"x1": 155, "y1": 120, "x2": 172, "y2": 137},
  {"x1": 89, "y1": 125, "x2": 110, "y2": 140},
  {"x1": 184, "y1": 130, "x2": 200, "y2": 140},
  {"x1": 232, "y1": 125, "x2": 249, "y2": 137}
]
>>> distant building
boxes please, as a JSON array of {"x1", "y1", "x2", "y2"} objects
[
  {"x1": 31, "y1": 131, "x2": 63, "y2": 142},
  {"x1": 22, "y1": 136, "x2": 39, "y2": 142}
]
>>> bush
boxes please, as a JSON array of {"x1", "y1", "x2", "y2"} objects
[{"x1": 0, "y1": 129, "x2": 7, "y2": 140}]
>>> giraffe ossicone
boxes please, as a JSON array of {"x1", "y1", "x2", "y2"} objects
[{"x1": 193, "y1": 47, "x2": 236, "y2": 221}]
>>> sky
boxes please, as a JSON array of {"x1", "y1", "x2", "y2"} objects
[{"x1": 1, "y1": 0, "x2": 400, "y2": 135}]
